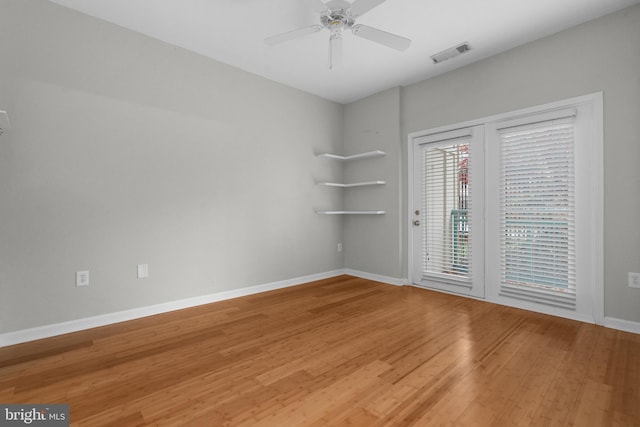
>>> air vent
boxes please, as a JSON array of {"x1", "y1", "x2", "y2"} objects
[
  {"x1": 431, "y1": 42, "x2": 471, "y2": 64},
  {"x1": 0, "y1": 111, "x2": 9, "y2": 136}
]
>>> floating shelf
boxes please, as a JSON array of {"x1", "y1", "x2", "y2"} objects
[
  {"x1": 315, "y1": 150, "x2": 386, "y2": 215},
  {"x1": 318, "y1": 180, "x2": 386, "y2": 188},
  {"x1": 316, "y1": 211, "x2": 386, "y2": 215},
  {"x1": 316, "y1": 150, "x2": 386, "y2": 161}
]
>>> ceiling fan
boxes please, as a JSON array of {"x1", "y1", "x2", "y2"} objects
[{"x1": 265, "y1": 0, "x2": 411, "y2": 69}]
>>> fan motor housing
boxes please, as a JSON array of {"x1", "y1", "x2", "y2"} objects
[{"x1": 321, "y1": 10, "x2": 354, "y2": 31}]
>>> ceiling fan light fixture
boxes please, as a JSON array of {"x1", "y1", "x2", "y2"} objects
[
  {"x1": 265, "y1": 0, "x2": 412, "y2": 69},
  {"x1": 431, "y1": 42, "x2": 471, "y2": 64}
]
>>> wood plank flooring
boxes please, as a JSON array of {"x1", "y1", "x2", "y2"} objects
[{"x1": 1, "y1": 275, "x2": 639, "y2": 426}]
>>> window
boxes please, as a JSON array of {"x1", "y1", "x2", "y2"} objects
[
  {"x1": 498, "y1": 113, "x2": 576, "y2": 309},
  {"x1": 485, "y1": 96, "x2": 602, "y2": 323},
  {"x1": 422, "y1": 139, "x2": 471, "y2": 279}
]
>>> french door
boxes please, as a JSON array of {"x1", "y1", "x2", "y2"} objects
[
  {"x1": 411, "y1": 125, "x2": 484, "y2": 298},
  {"x1": 409, "y1": 94, "x2": 602, "y2": 324}
]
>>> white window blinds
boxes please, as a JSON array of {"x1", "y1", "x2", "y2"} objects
[
  {"x1": 498, "y1": 113, "x2": 576, "y2": 309},
  {"x1": 422, "y1": 135, "x2": 471, "y2": 281}
]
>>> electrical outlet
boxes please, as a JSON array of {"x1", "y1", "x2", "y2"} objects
[
  {"x1": 137, "y1": 264, "x2": 149, "y2": 279},
  {"x1": 76, "y1": 271, "x2": 89, "y2": 287},
  {"x1": 337, "y1": 243, "x2": 343, "y2": 252},
  {"x1": 629, "y1": 272, "x2": 640, "y2": 289}
]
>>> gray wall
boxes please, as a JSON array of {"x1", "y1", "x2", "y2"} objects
[
  {"x1": 0, "y1": 0, "x2": 344, "y2": 333},
  {"x1": 402, "y1": 4, "x2": 640, "y2": 323},
  {"x1": 343, "y1": 88, "x2": 402, "y2": 278},
  {"x1": 2, "y1": 0, "x2": 639, "y2": 335},
  {"x1": 343, "y1": 5, "x2": 640, "y2": 322}
]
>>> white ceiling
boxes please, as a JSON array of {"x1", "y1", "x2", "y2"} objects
[{"x1": 49, "y1": 0, "x2": 639, "y2": 104}]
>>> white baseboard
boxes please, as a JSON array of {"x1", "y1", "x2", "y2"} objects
[
  {"x1": 7, "y1": 270, "x2": 633, "y2": 348},
  {"x1": 604, "y1": 317, "x2": 640, "y2": 334},
  {"x1": 0, "y1": 269, "x2": 345, "y2": 348},
  {"x1": 344, "y1": 269, "x2": 406, "y2": 286}
]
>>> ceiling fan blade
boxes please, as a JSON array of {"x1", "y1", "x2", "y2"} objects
[
  {"x1": 349, "y1": 0, "x2": 387, "y2": 17},
  {"x1": 351, "y1": 24, "x2": 411, "y2": 51},
  {"x1": 265, "y1": 25, "x2": 323, "y2": 46},
  {"x1": 307, "y1": 0, "x2": 329, "y2": 14},
  {"x1": 329, "y1": 33, "x2": 343, "y2": 69}
]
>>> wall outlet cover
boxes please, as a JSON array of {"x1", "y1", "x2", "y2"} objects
[
  {"x1": 0, "y1": 110, "x2": 9, "y2": 136},
  {"x1": 137, "y1": 264, "x2": 149, "y2": 279},
  {"x1": 76, "y1": 271, "x2": 89, "y2": 287},
  {"x1": 629, "y1": 272, "x2": 640, "y2": 289}
]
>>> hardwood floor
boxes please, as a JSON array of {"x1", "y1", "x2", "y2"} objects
[{"x1": 1, "y1": 275, "x2": 639, "y2": 426}]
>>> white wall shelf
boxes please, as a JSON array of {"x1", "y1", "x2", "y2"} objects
[
  {"x1": 316, "y1": 150, "x2": 386, "y2": 161},
  {"x1": 316, "y1": 211, "x2": 386, "y2": 215},
  {"x1": 316, "y1": 150, "x2": 386, "y2": 215},
  {"x1": 318, "y1": 181, "x2": 386, "y2": 188}
]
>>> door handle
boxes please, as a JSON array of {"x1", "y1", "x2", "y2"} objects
[{"x1": 413, "y1": 220, "x2": 420, "y2": 226}]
